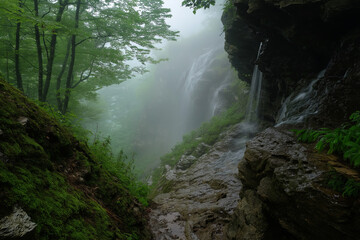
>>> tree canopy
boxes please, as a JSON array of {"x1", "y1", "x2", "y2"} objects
[
  {"x1": 0, "y1": 0, "x2": 178, "y2": 113},
  {"x1": 182, "y1": 0, "x2": 216, "y2": 13}
]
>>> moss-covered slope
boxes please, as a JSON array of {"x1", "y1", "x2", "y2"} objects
[{"x1": 0, "y1": 78, "x2": 150, "y2": 239}]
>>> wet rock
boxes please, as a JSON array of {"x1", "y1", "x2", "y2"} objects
[
  {"x1": 0, "y1": 206, "x2": 37, "y2": 238},
  {"x1": 194, "y1": 143, "x2": 211, "y2": 157},
  {"x1": 176, "y1": 155, "x2": 197, "y2": 170},
  {"x1": 226, "y1": 190, "x2": 267, "y2": 240},
  {"x1": 225, "y1": 0, "x2": 360, "y2": 125},
  {"x1": 164, "y1": 165, "x2": 177, "y2": 181},
  {"x1": 17, "y1": 117, "x2": 28, "y2": 126},
  {"x1": 150, "y1": 123, "x2": 248, "y2": 239},
  {"x1": 230, "y1": 127, "x2": 360, "y2": 240}
]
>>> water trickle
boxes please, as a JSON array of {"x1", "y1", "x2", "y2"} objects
[
  {"x1": 245, "y1": 43, "x2": 263, "y2": 123},
  {"x1": 276, "y1": 69, "x2": 326, "y2": 126}
]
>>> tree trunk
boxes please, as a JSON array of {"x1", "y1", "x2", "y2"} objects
[
  {"x1": 34, "y1": 0, "x2": 43, "y2": 101},
  {"x1": 42, "y1": 0, "x2": 68, "y2": 102},
  {"x1": 15, "y1": 0, "x2": 23, "y2": 92},
  {"x1": 56, "y1": 38, "x2": 71, "y2": 111},
  {"x1": 6, "y1": 50, "x2": 9, "y2": 82},
  {"x1": 62, "y1": 0, "x2": 81, "y2": 114}
]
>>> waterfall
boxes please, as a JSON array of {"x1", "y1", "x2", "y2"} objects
[
  {"x1": 276, "y1": 69, "x2": 326, "y2": 126},
  {"x1": 211, "y1": 71, "x2": 233, "y2": 116},
  {"x1": 245, "y1": 42, "x2": 263, "y2": 123},
  {"x1": 184, "y1": 49, "x2": 217, "y2": 94},
  {"x1": 181, "y1": 47, "x2": 237, "y2": 133}
]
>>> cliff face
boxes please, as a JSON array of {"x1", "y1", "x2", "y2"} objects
[
  {"x1": 222, "y1": 0, "x2": 360, "y2": 239},
  {"x1": 223, "y1": 0, "x2": 360, "y2": 125}
]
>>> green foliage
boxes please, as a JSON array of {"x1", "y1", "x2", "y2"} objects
[
  {"x1": 35, "y1": 101, "x2": 91, "y2": 141},
  {"x1": 0, "y1": 0, "x2": 178, "y2": 113},
  {"x1": 327, "y1": 172, "x2": 360, "y2": 197},
  {"x1": 182, "y1": 0, "x2": 216, "y2": 13},
  {"x1": 294, "y1": 111, "x2": 360, "y2": 197},
  {"x1": 294, "y1": 111, "x2": 360, "y2": 166},
  {"x1": 90, "y1": 137, "x2": 149, "y2": 206}
]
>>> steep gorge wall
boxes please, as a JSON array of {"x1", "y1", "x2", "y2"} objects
[
  {"x1": 222, "y1": 0, "x2": 360, "y2": 239},
  {"x1": 223, "y1": 0, "x2": 360, "y2": 126}
]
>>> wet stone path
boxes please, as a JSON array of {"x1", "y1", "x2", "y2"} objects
[{"x1": 149, "y1": 123, "x2": 253, "y2": 240}]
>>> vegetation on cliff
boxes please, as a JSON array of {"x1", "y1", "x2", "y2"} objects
[
  {"x1": 0, "y1": 77, "x2": 150, "y2": 239},
  {"x1": 295, "y1": 111, "x2": 360, "y2": 197}
]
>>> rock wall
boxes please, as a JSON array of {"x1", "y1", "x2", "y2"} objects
[
  {"x1": 223, "y1": 0, "x2": 360, "y2": 125},
  {"x1": 222, "y1": 0, "x2": 360, "y2": 239}
]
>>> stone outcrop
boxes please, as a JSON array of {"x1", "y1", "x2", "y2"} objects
[
  {"x1": 0, "y1": 207, "x2": 37, "y2": 239},
  {"x1": 227, "y1": 128, "x2": 360, "y2": 240}
]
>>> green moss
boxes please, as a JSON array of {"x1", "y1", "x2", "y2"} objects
[
  {"x1": 0, "y1": 78, "x2": 149, "y2": 239},
  {"x1": 0, "y1": 164, "x2": 117, "y2": 239}
]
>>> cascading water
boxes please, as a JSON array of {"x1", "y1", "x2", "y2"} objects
[
  {"x1": 245, "y1": 42, "x2": 263, "y2": 123},
  {"x1": 211, "y1": 71, "x2": 233, "y2": 116},
  {"x1": 276, "y1": 69, "x2": 326, "y2": 126},
  {"x1": 181, "y1": 46, "x2": 237, "y2": 133},
  {"x1": 184, "y1": 48, "x2": 217, "y2": 94}
]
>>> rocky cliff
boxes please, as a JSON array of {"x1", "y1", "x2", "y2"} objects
[
  {"x1": 222, "y1": 0, "x2": 360, "y2": 239},
  {"x1": 223, "y1": 0, "x2": 360, "y2": 125}
]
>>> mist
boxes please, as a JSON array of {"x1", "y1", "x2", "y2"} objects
[{"x1": 78, "y1": 0, "x2": 239, "y2": 173}]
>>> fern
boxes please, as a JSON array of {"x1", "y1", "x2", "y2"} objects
[
  {"x1": 295, "y1": 111, "x2": 360, "y2": 197},
  {"x1": 327, "y1": 172, "x2": 360, "y2": 197},
  {"x1": 294, "y1": 111, "x2": 360, "y2": 167},
  {"x1": 343, "y1": 179, "x2": 360, "y2": 197}
]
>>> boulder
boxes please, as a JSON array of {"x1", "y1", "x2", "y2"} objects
[
  {"x1": 229, "y1": 127, "x2": 360, "y2": 240},
  {"x1": 0, "y1": 207, "x2": 37, "y2": 239}
]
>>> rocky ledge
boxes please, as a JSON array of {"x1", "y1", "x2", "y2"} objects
[{"x1": 227, "y1": 127, "x2": 360, "y2": 240}]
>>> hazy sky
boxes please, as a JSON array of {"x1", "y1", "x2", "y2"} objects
[{"x1": 163, "y1": 0, "x2": 222, "y2": 38}]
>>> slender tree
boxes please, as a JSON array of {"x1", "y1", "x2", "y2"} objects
[
  {"x1": 56, "y1": 38, "x2": 71, "y2": 111},
  {"x1": 62, "y1": 0, "x2": 81, "y2": 114},
  {"x1": 42, "y1": 0, "x2": 69, "y2": 102},
  {"x1": 14, "y1": 0, "x2": 23, "y2": 91},
  {"x1": 34, "y1": 0, "x2": 43, "y2": 100}
]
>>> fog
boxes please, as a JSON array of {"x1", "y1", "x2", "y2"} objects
[{"x1": 79, "y1": 0, "x2": 238, "y2": 174}]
